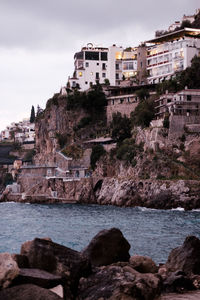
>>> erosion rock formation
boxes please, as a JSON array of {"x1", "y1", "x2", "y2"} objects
[
  {"x1": 1, "y1": 230, "x2": 200, "y2": 299},
  {"x1": 77, "y1": 263, "x2": 162, "y2": 300},
  {"x1": 0, "y1": 284, "x2": 63, "y2": 300},
  {"x1": 82, "y1": 228, "x2": 130, "y2": 266},
  {"x1": 94, "y1": 178, "x2": 200, "y2": 210},
  {"x1": 0, "y1": 253, "x2": 19, "y2": 289},
  {"x1": 165, "y1": 236, "x2": 200, "y2": 275},
  {"x1": 20, "y1": 237, "x2": 91, "y2": 297}
]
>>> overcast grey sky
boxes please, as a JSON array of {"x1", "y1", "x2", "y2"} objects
[{"x1": 0, "y1": 0, "x2": 199, "y2": 130}]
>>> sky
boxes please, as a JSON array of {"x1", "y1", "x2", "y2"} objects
[{"x1": 0, "y1": 0, "x2": 199, "y2": 131}]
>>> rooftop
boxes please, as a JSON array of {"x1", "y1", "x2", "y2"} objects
[{"x1": 146, "y1": 27, "x2": 200, "y2": 44}]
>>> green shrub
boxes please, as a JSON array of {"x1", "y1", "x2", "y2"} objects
[
  {"x1": 77, "y1": 117, "x2": 92, "y2": 129},
  {"x1": 163, "y1": 114, "x2": 170, "y2": 129},
  {"x1": 116, "y1": 139, "x2": 138, "y2": 166},
  {"x1": 131, "y1": 99, "x2": 155, "y2": 128},
  {"x1": 62, "y1": 144, "x2": 83, "y2": 159},
  {"x1": 180, "y1": 134, "x2": 186, "y2": 142},
  {"x1": 90, "y1": 144, "x2": 106, "y2": 170},
  {"x1": 24, "y1": 149, "x2": 36, "y2": 162},
  {"x1": 55, "y1": 133, "x2": 69, "y2": 148},
  {"x1": 180, "y1": 143, "x2": 185, "y2": 151},
  {"x1": 3, "y1": 173, "x2": 13, "y2": 186},
  {"x1": 110, "y1": 112, "x2": 132, "y2": 144}
]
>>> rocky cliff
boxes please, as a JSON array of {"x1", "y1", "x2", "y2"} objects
[{"x1": 18, "y1": 90, "x2": 200, "y2": 209}]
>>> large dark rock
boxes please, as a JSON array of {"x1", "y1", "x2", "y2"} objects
[
  {"x1": 82, "y1": 228, "x2": 130, "y2": 266},
  {"x1": 77, "y1": 263, "x2": 162, "y2": 300},
  {"x1": 12, "y1": 268, "x2": 62, "y2": 289},
  {"x1": 12, "y1": 254, "x2": 29, "y2": 268},
  {"x1": 0, "y1": 283, "x2": 62, "y2": 300},
  {"x1": 163, "y1": 270, "x2": 195, "y2": 293},
  {"x1": 129, "y1": 255, "x2": 158, "y2": 274},
  {"x1": 146, "y1": 190, "x2": 174, "y2": 209},
  {"x1": 165, "y1": 236, "x2": 200, "y2": 275},
  {"x1": 20, "y1": 238, "x2": 91, "y2": 297}
]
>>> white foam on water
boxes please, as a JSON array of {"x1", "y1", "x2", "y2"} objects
[
  {"x1": 171, "y1": 207, "x2": 185, "y2": 211},
  {"x1": 137, "y1": 206, "x2": 156, "y2": 212}
]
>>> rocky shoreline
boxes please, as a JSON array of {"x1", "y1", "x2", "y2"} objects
[
  {"x1": 1, "y1": 228, "x2": 200, "y2": 299},
  {"x1": 1, "y1": 178, "x2": 200, "y2": 211}
]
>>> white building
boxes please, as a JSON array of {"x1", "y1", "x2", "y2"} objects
[
  {"x1": 0, "y1": 119, "x2": 35, "y2": 143},
  {"x1": 68, "y1": 43, "x2": 137, "y2": 91},
  {"x1": 146, "y1": 28, "x2": 200, "y2": 84},
  {"x1": 155, "y1": 89, "x2": 200, "y2": 119}
]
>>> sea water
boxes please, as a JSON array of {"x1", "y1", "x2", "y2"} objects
[{"x1": 0, "y1": 202, "x2": 200, "y2": 263}]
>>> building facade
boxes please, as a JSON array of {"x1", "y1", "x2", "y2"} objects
[
  {"x1": 68, "y1": 44, "x2": 137, "y2": 91},
  {"x1": 155, "y1": 89, "x2": 200, "y2": 119},
  {"x1": 146, "y1": 28, "x2": 200, "y2": 84}
]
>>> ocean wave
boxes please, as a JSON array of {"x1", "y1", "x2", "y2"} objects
[
  {"x1": 137, "y1": 206, "x2": 157, "y2": 212},
  {"x1": 171, "y1": 207, "x2": 185, "y2": 211},
  {"x1": 0, "y1": 201, "x2": 15, "y2": 204}
]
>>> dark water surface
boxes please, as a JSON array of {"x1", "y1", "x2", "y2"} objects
[{"x1": 0, "y1": 202, "x2": 200, "y2": 263}]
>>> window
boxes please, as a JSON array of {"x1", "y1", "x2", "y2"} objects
[
  {"x1": 85, "y1": 51, "x2": 99, "y2": 60},
  {"x1": 72, "y1": 81, "x2": 76, "y2": 87},
  {"x1": 187, "y1": 95, "x2": 191, "y2": 101},
  {"x1": 86, "y1": 62, "x2": 89, "y2": 67},
  {"x1": 96, "y1": 72, "x2": 99, "y2": 79},
  {"x1": 97, "y1": 63, "x2": 99, "y2": 66},
  {"x1": 140, "y1": 62, "x2": 143, "y2": 67},
  {"x1": 102, "y1": 73, "x2": 106, "y2": 78},
  {"x1": 102, "y1": 63, "x2": 106, "y2": 70},
  {"x1": 116, "y1": 64, "x2": 119, "y2": 70},
  {"x1": 79, "y1": 72, "x2": 83, "y2": 77},
  {"x1": 101, "y1": 52, "x2": 108, "y2": 61},
  {"x1": 116, "y1": 73, "x2": 119, "y2": 79}
]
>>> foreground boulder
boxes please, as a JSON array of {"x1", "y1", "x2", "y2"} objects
[
  {"x1": 12, "y1": 268, "x2": 62, "y2": 289},
  {"x1": 82, "y1": 228, "x2": 130, "y2": 266},
  {"x1": 165, "y1": 236, "x2": 200, "y2": 275},
  {"x1": 129, "y1": 255, "x2": 158, "y2": 274},
  {"x1": 163, "y1": 270, "x2": 195, "y2": 293},
  {"x1": 0, "y1": 253, "x2": 19, "y2": 289},
  {"x1": 77, "y1": 262, "x2": 161, "y2": 300},
  {"x1": 0, "y1": 283, "x2": 62, "y2": 300},
  {"x1": 20, "y1": 238, "x2": 91, "y2": 297}
]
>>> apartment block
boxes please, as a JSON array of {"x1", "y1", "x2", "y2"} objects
[
  {"x1": 155, "y1": 89, "x2": 200, "y2": 119},
  {"x1": 146, "y1": 28, "x2": 200, "y2": 84},
  {"x1": 68, "y1": 44, "x2": 137, "y2": 91}
]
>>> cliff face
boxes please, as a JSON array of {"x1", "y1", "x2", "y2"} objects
[
  {"x1": 29, "y1": 92, "x2": 200, "y2": 209},
  {"x1": 35, "y1": 96, "x2": 88, "y2": 165}
]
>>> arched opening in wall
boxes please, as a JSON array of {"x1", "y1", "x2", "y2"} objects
[{"x1": 94, "y1": 180, "x2": 103, "y2": 193}]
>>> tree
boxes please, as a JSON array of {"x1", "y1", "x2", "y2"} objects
[
  {"x1": 179, "y1": 56, "x2": 200, "y2": 89},
  {"x1": 30, "y1": 105, "x2": 35, "y2": 123},
  {"x1": 36, "y1": 105, "x2": 43, "y2": 117},
  {"x1": 136, "y1": 88, "x2": 150, "y2": 101},
  {"x1": 110, "y1": 112, "x2": 132, "y2": 144},
  {"x1": 104, "y1": 78, "x2": 110, "y2": 86},
  {"x1": 131, "y1": 99, "x2": 155, "y2": 128},
  {"x1": 90, "y1": 144, "x2": 106, "y2": 170},
  {"x1": 180, "y1": 20, "x2": 192, "y2": 29}
]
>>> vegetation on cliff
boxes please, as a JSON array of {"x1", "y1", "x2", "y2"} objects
[
  {"x1": 66, "y1": 84, "x2": 107, "y2": 114},
  {"x1": 157, "y1": 56, "x2": 200, "y2": 94}
]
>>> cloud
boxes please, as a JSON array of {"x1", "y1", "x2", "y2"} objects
[
  {"x1": 0, "y1": 0, "x2": 199, "y2": 50},
  {"x1": 0, "y1": 0, "x2": 199, "y2": 130}
]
